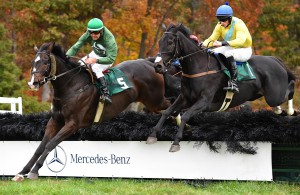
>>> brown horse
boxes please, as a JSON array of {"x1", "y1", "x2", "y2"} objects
[{"x1": 12, "y1": 42, "x2": 170, "y2": 181}]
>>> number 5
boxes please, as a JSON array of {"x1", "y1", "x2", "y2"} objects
[{"x1": 117, "y1": 78, "x2": 129, "y2": 89}]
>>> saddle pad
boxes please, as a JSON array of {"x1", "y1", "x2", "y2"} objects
[
  {"x1": 224, "y1": 61, "x2": 256, "y2": 81},
  {"x1": 95, "y1": 67, "x2": 133, "y2": 95}
]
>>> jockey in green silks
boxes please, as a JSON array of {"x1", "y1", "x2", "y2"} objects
[{"x1": 66, "y1": 18, "x2": 118, "y2": 104}]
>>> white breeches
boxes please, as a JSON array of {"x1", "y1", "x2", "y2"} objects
[
  {"x1": 213, "y1": 46, "x2": 252, "y2": 62},
  {"x1": 81, "y1": 51, "x2": 112, "y2": 78}
]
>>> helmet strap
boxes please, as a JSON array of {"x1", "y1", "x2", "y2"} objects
[{"x1": 225, "y1": 16, "x2": 232, "y2": 27}]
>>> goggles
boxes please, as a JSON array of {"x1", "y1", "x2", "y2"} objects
[{"x1": 89, "y1": 30, "x2": 101, "y2": 35}]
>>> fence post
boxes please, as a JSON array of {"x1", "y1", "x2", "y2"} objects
[{"x1": 0, "y1": 97, "x2": 23, "y2": 114}]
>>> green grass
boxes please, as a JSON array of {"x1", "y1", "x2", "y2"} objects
[{"x1": 0, "y1": 177, "x2": 299, "y2": 195}]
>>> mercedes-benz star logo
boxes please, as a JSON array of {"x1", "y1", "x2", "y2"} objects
[{"x1": 46, "y1": 145, "x2": 67, "y2": 173}]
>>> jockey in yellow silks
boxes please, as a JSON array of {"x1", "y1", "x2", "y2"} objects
[{"x1": 203, "y1": 2, "x2": 252, "y2": 93}]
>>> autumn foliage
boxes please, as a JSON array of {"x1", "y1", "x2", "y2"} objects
[{"x1": 0, "y1": 0, "x2": 299, "y2": 111}]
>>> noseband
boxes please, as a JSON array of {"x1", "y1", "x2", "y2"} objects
[{"x1": 31, "y1": 51, "x2": 57, "y2": 85}]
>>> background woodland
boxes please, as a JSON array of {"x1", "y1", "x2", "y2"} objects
[{"x1": 0, "y1": 0, "x2": 299, "y2": 113}]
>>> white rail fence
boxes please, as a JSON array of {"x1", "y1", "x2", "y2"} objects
[{"x1": 0, "y1": 97, "x2": 23, "y2": 115}]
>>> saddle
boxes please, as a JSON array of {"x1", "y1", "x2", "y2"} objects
[
  {"x1": 86, "y1": 67, "x2": 133, "y2": 96},
  {"x1": 213, "y1": 53, "x2": 256, "y2": 81}
]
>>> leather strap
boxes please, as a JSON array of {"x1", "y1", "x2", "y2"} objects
[{"x1": 182, "y1": 70, "x2": 218, "y2": 78}]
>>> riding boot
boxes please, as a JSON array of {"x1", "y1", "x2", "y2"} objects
[
  {"x1": 223, "y1": 56, "x2": 239, "y2": 93},
  {"x1": 98, "y1": 77, "x2": 112, "y2": 104}
]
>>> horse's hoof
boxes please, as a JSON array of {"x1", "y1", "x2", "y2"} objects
[
  {"x1": 27, "y1": 172, "x2": 39, "y2": 180},
  {"x1": 169, "y1": 144, "x2": 180, "y2": 152},
  {"x1": 146, "y1": 137, "x2": 157, "y2": 144},
  {"x1": 286, "y1": 109, "x2": 295, "y2": 116},
  {"x1": 11, "y1": 174, "x2": 24, "y2": 182}
]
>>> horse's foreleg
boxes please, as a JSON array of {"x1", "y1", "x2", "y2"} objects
[
  {"x1": 27, "y1": 121, "x2": 77, "y2": 180},
  {"x1": 11, "y1": 139, "x2": 50, "y2": 182},
  {"x1": 170, "y1": 99, "x2": 208, "y2": 152},
  {"x1": 147, "y1": 95, "x2": 184, "y2": 144},
  {"x1": 12, "y1": 118, "x2": 61, "y2": 182}
]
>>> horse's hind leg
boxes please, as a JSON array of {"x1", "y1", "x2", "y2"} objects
[
  {"x1": 272, "y1": 80, "x2": 295, "y2": 116},
  {"x1": 273, "y1": 106, "x2": 283, "y2": 115},
  {"x1": 12, "y1": 118, "x2": 62, "y2": 182},
  {"x1": 286, "y1": 80, "x2": 295, "y2": 115},
  {"x1": 27, "y1": 121, "x2": 77, "y2": 180}
]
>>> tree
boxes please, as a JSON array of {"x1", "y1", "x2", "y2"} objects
[
  {"x1": 255, "y1": 0, "x2": 300, "y2": 68},
  {"x1": 0, "y1": 23, "x2": 50, "y2": 113},
  {"x1": 0, "y1": 24, "x2": 21, "y2": 97}
]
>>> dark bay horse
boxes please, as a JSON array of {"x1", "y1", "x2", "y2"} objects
[
  {"x1": 147, "y1": 23, "x2": 296, "y2": 152},
  {"x1": 12, "y1": 42, "x2": 171, "y2": 181}
]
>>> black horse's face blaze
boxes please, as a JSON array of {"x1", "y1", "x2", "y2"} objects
[{"x1": 28, "y1": 52, "x2": 51, "y2": 90}]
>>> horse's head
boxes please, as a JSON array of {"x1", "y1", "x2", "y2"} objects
[
  {"x1": 156, "y1": 23, "x2": 193, "y2": 68},
  {"x1": 28, "y1": 42, "x2": 56, "y2": 90}
]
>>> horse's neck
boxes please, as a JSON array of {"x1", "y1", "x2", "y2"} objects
[
  {"x1": 51, "y1": 60, "x2": 91, "y2": 97},
  {"x1": 178, "y1": 34, "x2": 212, "y2": 72},
  {"x1": 181, "y1": 49, "x2": 210, "y2": 73}
]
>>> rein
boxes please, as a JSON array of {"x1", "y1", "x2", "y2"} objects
[{"x1": 160, "y1": 31, "x2": 217, "y2": 78}]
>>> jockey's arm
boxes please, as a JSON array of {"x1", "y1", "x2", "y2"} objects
[
  {"x1": 203, "y1": 25, "x2": 222, "y2": 47},
  {"x1": 96, "y1": 42, "x2": 118, "y2": 65},
  {"x1": 66, "y1": 34, "x2": 87, "y2": 56}
]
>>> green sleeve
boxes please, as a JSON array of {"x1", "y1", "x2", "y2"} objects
[
  {"x1": 66, "y1": 32, "x2": 89, "y2": 56},
  {"x1": 96, "y1": 29, "x2": 118, "y2": 64},
  {"x1": 96, "y1": 41, "x2": 118, "y2": 64}
]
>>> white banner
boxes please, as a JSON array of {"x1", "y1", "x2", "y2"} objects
[{"x1": 0, "y1": 141, "x2": 272, "y2": 181}]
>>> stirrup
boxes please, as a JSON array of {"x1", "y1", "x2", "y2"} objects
[
  {"x1": 100, "y1": 95, "x2": 112, "y2": 104},
  {"x1": 223, "y1": 81, "x2": 239, "y2": 93}
]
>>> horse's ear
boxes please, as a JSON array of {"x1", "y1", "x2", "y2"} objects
[
  {"x1": 47, "y1": 42, "x2": 55, "y2": 53},
  {"x1": 161, "y1": 23, "x2": 166, "y2": 31},
  {"x1": 34, "y1": 45, "x2": 39, "y2": 52}
]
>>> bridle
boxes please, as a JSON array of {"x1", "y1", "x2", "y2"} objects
[
  {"x1": 158, "y1": 31, "x2": 221, "y2": 78},
  {"x1": 31, "y1": 52, "x2": 83, "y2": 85},
  {"x1": 158, "y1": 31, "x2": 208, "y2": 67}
]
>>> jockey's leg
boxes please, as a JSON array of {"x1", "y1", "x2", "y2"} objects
[
  {"x1": 91, "y1": 63, "x2": 112, "y2": 104},
  {"x1": 223, "y1": 56, "x2": 239, "y2": 93},
  {"x1": 98, "y1": 77, "x2": 112, "y2": 104},
  {"x1": 224, "y1": 47, "x2": 252, "y2": 93}
]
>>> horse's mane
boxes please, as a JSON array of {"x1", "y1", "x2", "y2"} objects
[
  {"x1": 40, "y1": 42, "x2": 68, "y2": 62},
  {"x1": 40, "y1": 42, "x2": 79, "y2": 68},
  {"x1": 167, "y1": 23, "x2": 192, "y2": 37}
]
